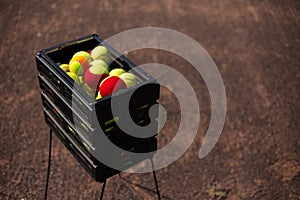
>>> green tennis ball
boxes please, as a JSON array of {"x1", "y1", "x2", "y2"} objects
[
  {"x1": 84, "y1": 65, "x2": 109, "y2": 89},
  {"x1": 67, "y1": 72, "x2": 77, "y2": 80},
  {"x1": 91, "y1": 46, "x2": 111, "y2": 64},
  {"x1": 59, "y1": 64, "x2": 69, "y2": 72},
  {"x1": 119, "y1": 72, "x2": 138, "y2": 88},
  {"x1": 69, "y1": 61, "x2": 84, "y2": 76},
  {"x1": 73, "y1": 51, "x2": 93, "y2": 63},
  {"x1": 90, "y1": 60, "x2": 108, "y2": 68},
  {"x1": 89, "y1": 65, "x2": 109, "y2": 75},
  {"x1": 109, "y1": 68, "x2": 126, "y2": 77}
]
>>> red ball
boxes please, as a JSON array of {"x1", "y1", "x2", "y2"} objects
[
  {"x1": 84, "y1": 70, "x2": 108, "y2": 90},
  {"x1": 99, "y1": 76, "x2": 127, "y2": 97}
]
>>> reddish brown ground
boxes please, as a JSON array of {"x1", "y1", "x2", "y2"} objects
[{"x1": 0, "y1": 0, "x2": 299, "y2": 199}]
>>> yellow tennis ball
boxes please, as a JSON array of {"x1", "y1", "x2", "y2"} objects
[
  {"x1": 67, "y1": 72, "x2": 77, "y2": 80},
  {"x1": 119, "y1": 72, "x2": 138, "y2": 88},
  {"x1": 91, "y1": 46, "x2": 111, "y2": 64},
  {"x1": 95, "y1": 91, "x2": 102, "y2": 100},
  {"x1": 59, "y1": 64, "x2": 69, "y2": 72},
  {"x1": 109, "y1": 68, "x2": 126, "y2": 77},
  {"x1": 69, "y1": 61, "x2": 84, "y2": 76},
  {"x1": 77, "y1": 76, "x2": 84, "y2": 85}
]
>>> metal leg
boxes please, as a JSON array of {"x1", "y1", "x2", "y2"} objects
[
  {"x1": 100, "y1": 179, "x2": 107, "y2": 200},
  {"x1": 150, "y1": 159, "x2": 161, "y2": 200},
  {"x1": 44, "y1": 129, "x2": 52, "y2": 200}
]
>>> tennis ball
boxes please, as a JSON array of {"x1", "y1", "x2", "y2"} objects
[
  {"x1": 59, "y1": 64, "x2": 69, "y2": 72},
  {"x1": 99, "y1": 76, "x2": 126, "y2": 97},
  {"x1": 90, "y1": 60, "x2": 108, "y2": 69},
  {"x1": 82, "y1": 83, "x2": 96, "y2": 97},
  {"x1": 67, "y1": 72, "x2": 82, "y2": 85},
  {"x1": 91, "y1": 46, "x2": 111, "y2": 64},
  {"x1": 95, "y1": 91, "x2": 102, "y2": 100},
  {"x1": 84, "y1": 65, "x2": 109, "y2": 89},
  {"x1": 69, "y1": 61, "x2": 85, "y2": 76},
  {"x1": 67, "y1": 72, "x2": 77, "y2": 80},
  {"x1": 73, "y1": 51, "x2": 93, "y2": 63},
  {"x1": 109, "y1": 68, "x2": 126, "y2": 77},
  {"x1": 69, "y1": 55, "x2": 90, "y2": 71},
  {"x1": 77, "y1": 76, "x2": 84, "y2": 85},
  {"x1": 119, "y1": 72, "x2": 138, "y2": 88}
]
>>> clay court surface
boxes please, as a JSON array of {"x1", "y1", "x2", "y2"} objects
[{"x1": 0, "y1": 0, "x2": 299, "y2": 199}]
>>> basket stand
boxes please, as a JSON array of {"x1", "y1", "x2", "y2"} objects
[{"x1": 44, "y1": 128, "x2": 161, "y2": 200}]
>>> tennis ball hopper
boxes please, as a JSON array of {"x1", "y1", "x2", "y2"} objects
[{"x1": 36, "y1": 34, "x2": 161, "y2": 199}]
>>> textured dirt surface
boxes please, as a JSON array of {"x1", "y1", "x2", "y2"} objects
[{"x1": 0, "y1": 0, "x2": 299, "y2": 199}]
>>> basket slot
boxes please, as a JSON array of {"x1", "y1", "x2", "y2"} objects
[
  {"x1": 39, "y1": 75, "x2": 93, "y2": 128},
  {"x1": 42, "y1": 94, "x2": 94, "y2": 150}
]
